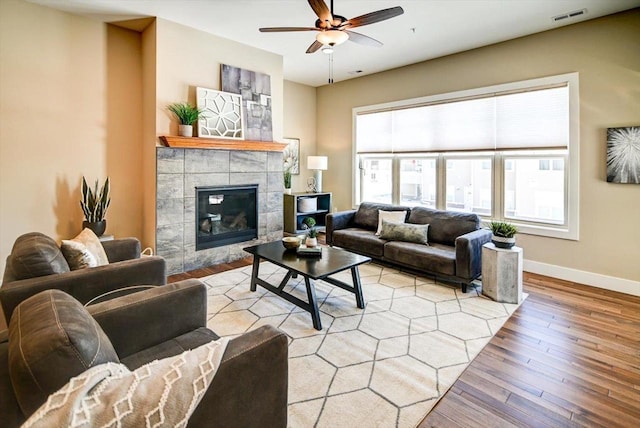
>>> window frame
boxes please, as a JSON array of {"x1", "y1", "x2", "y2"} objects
[{"x1": 352, "y1": 73, "x2": 580, "y2": 240}]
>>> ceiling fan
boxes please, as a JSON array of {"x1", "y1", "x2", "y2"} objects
[{"x1": 259, "y1": 0, "x2": 404, "y2": 54}]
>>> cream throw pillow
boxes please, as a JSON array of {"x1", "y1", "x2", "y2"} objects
[
  {"x1": 60, "y1": 228, "x2": 109, "y2": 270},
  {"x1": 376, "y1": 210, "x2": 407, "y2": 236},
  {"x1": 23, "y1": 338, "x2": 229, "y2": 428}
]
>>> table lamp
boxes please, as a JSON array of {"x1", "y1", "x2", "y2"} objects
[{"x1": 307, "y1": 156, "x2": 328, "y2": 192}]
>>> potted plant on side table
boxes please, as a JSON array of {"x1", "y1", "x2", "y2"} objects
[
  {"x1": 167, "y1": 102, "x2": 205, "y2": 137},
  {"x1": 80, "y1": 176, "x2": 110, "y2": 237},
  {"x1": 489, "y1": 221, "x2": 518, "y2": 249}
]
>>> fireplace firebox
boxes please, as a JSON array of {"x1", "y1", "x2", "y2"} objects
[{"x1": 196, "y1": 185, "x2": 258, "y2": 250}]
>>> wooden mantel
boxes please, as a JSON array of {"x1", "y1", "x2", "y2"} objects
[{"x1": 160, "y1": 136, "x2": 287, "y2": 152}]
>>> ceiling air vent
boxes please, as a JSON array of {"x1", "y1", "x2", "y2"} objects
[{"x1": 552, "y1": 8, "x2": 587, "y2": 22}]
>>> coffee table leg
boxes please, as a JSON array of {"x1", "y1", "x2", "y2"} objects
[
  {"x1": 351, "y1": 267, "x2": 365, "y2": 309},
  {"x1": 304, "y1": 277, "x2": 322, "y2": 330},
  {"x1": 250, "y1": 256, "x2": 261, "y2": 292}
]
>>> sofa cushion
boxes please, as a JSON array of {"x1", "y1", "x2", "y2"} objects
[
  {"x1": 354, "y1": 202, "x2": 411, "y2": 230},
  {"x1": 8, "y1": 232, "x2": 70, "y2": 280},
  {"x1": 8, "y1": 289, "x2": 119, "y2": 417},
  {"x1": 408, "y1": 207, "x2": 480, "y2": 246},
  {"x1": 380, "y1": 221, "x2": 429, "y2": 245},
  {"x1": 384, "y1": 241, "x2": 456, "y2": 276},
  {"x1": 376, "y1": 210, "x2": 407, "y2": 235},
  {"x1": 332, "y1": 228, "x2": 386, "y2": 258},
  {"x1": 60, "y1": 228, "x2": 109, "y2": 270}
]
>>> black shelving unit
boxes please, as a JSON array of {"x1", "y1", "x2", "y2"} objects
[{"x1": 283, "y1": 192, "x2": 332, "y2": 235}]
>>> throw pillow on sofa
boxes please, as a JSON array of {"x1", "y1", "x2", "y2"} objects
[
  {"x1": 376, "y1": 210, "x2": 407, "y2": 235},
  {"x1": 379, "y1": 220, "x2": 430, "y2": 245},
  {"x1": 60, "y1": 228, "x2": 109, "y2": 270},
  {"x1": 23, "y1": 338, "x2": 229, "y2": 428}
]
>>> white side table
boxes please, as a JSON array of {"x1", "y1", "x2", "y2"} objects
[{"x1": 481, "y1": 243, "x2": 523, "y2": 304}]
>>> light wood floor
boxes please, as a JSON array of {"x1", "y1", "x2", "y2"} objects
[
  {"x1": 420, "y1": 272, "x2": 640, "y2": 427},
  {"x1": 171, "y1": 264, "x2": 640, "y2": 427}
]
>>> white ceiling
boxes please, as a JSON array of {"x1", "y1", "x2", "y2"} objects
[{"x1": 29, "y1": 0, "x2": 640, "y2": 87}]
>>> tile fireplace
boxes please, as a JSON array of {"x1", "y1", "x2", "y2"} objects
[{"x1": 156, "y1": 147, "x2": 284, "y2": 275}]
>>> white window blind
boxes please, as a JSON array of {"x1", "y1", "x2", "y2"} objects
[{"x1": 356, "y1": 85, "x2": 569, "y2": 154}]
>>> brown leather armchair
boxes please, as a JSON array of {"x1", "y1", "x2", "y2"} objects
[
  {"x1": 1, "y1": 232, "x2": 166, "y2": 324},
  {"x1": 0, "y1": 279, "x2": 288, "y2": 427}
]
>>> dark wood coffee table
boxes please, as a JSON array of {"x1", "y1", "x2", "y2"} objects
[{"x1": 243, "y1": 241, "x2": 371, "y2": 330}]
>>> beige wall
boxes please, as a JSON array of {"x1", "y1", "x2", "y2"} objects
[
  {"x1": 284, "y1": 80, "x2": 317, "y2": 193},
  {"x1": 317, "y1": 10, "x2": 640, "y2": 282},
  {"x1": 154, "y1": 19, "x2": 283, "y2": 140},
  {"x1": 0, "y1": 0, "x2": 144, "y2": 275}
]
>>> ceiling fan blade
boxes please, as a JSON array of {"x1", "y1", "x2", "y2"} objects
[
  {"x1": 344, "y1": 30, "x2": 383, "y2": 48},
  {"x1": 343, "y1": 6, "x2": 404, "y2": 29},
  {"x1": 306, "y1": 40, "x2": 324, "y2": 54},
  {"x1": 308, "y1": 0, "x2": 333, "y2": 28},
  {"x1": 259, "y1": 27, "x2": 319, "y2": 32}
]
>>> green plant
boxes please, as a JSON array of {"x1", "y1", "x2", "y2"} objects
[
  {"x1": 80, "y1": 176, "x2": 110, "y2": 222},
  {"x1": 302, "y1": 217, "x2": 316, "y2": 229},
  {"x1": 167, "y1": 102, "x2": 205, "y2": 125},
  {"x1": 307, "y1": 227, "x2": 318, "y2": 239},
  {"x1": 284, "y1": 169, "x2": 292, "y2": 189},
  {"x1": 489, "y1": 221, "x2": 518, "y2": 238}
]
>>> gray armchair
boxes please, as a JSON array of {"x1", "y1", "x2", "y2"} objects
[
  {"x1": 1, "y1": 232, "x2": 166, "y2": 324},
  {"x1": 0, "y1": 280, "x2": 288, "y2": 427}
]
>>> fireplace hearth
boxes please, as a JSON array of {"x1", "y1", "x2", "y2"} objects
[{"x1": 196, "y1": 184, "x2": 258, "y2": 250}]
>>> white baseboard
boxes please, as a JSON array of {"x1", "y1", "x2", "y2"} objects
[{"x1": 523, "y1": 260, "x2": 640, "y2": 297}]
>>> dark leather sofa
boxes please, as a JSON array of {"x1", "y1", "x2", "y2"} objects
[
  {"x1": 1, "y1": 232, "x2": 166, "y2": 324},
  {"x1": 326, "y1": 202, "x2": 492, "y2": 292},
  {"x1": 0, "y1": 279, "x2": 288, "y2": 427}
]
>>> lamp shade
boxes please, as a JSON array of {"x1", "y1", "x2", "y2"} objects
[
  {"x1": 307, "y1": 156, "x2": 328, "y2": 170},
  {"x1": 316, "y1": 30, "x2": 349, "y2": 46}
]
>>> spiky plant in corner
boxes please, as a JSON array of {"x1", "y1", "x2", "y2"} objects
[
  {"x1": 489, "y1": 221, "x2": 517, "y2": 249},
  {"x1": 167, "y1": 102, "x2": 205, "y2": 137},
  {"x1": 80, "y1": 176, "x2": 110, "y2": 236}
]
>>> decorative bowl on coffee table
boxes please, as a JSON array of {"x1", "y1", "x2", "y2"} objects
[{"x1": 282, "y1": 236, "x2": 301, "y2": 250}]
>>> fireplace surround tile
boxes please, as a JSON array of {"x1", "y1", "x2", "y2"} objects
[
  {"x1": 230, "y1": 151, "x2": 268, "y2": 172},
  {"x1": 185, "y1": 149, "x2": 230, "y2": 173}
]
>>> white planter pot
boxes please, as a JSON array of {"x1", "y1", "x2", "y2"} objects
[
  {"x1": 305, "y1": 237, "x2": 318, "y2": 248},
  {"x1": 491, "y1": 235, "x2": 516, "y2": 249},
  {"x1": 284, "y1": 188, "x2": 292, "y2": 195},
  {"x1": 178, "y1": 124, "x2": 193, "y2": 137}
]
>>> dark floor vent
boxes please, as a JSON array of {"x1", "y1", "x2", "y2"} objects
[{"x1": 552, "y1": 8, "x2": 587, "y2": 22}]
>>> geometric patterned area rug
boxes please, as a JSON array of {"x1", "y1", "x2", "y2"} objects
[{"x1": 203, "y1": 261, "x2": 524, "y2": 428}]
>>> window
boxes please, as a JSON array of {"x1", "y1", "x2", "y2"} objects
[
  {"x1": 353, "y1": 73, "x2": 579, "y2": 240},
  {"x1": 445, "y1": 158, "x2": 492, "y2": 215},
  {"x1": 399, "y1": 158, "x2": 436, "y2": 207}
]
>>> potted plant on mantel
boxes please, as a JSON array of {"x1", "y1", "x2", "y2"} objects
[
  {"x1": 167, "y1": 102, "x2": 205, "y2": 137},
  {"x1": 489, "y1": 221, "x2": 518, "y2": 249},
  {"x1": 80, "y1": 176, "x2": 110, "y2": 237}
]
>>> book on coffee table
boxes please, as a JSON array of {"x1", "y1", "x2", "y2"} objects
[{"x1": 296, "y1": 245, "x2": 322, "y2": 256}]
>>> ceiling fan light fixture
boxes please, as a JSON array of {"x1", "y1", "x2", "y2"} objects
[{"x1": 316, "y1": 30, "x2": 349, "y2": 46}]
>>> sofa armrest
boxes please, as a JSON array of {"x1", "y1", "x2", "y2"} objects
[
  {"x1": 0, "y1": 256, "x2": 166, "y2": 324},
  {"x1": 101, "y1": 238, "x2": 141, "y2": 262},
  {"x1": 87, "y1": 279, "x2": 206, "y2": 358},
  {"x1": 455, "y1": 229, "x2": 492, "y2": 281},
  {"x1": 326, "y1": 210, "x2": 356, "y2": 246},
  {"x1": 188, "y1": 325, "x2": 288, "y2": 428}
]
